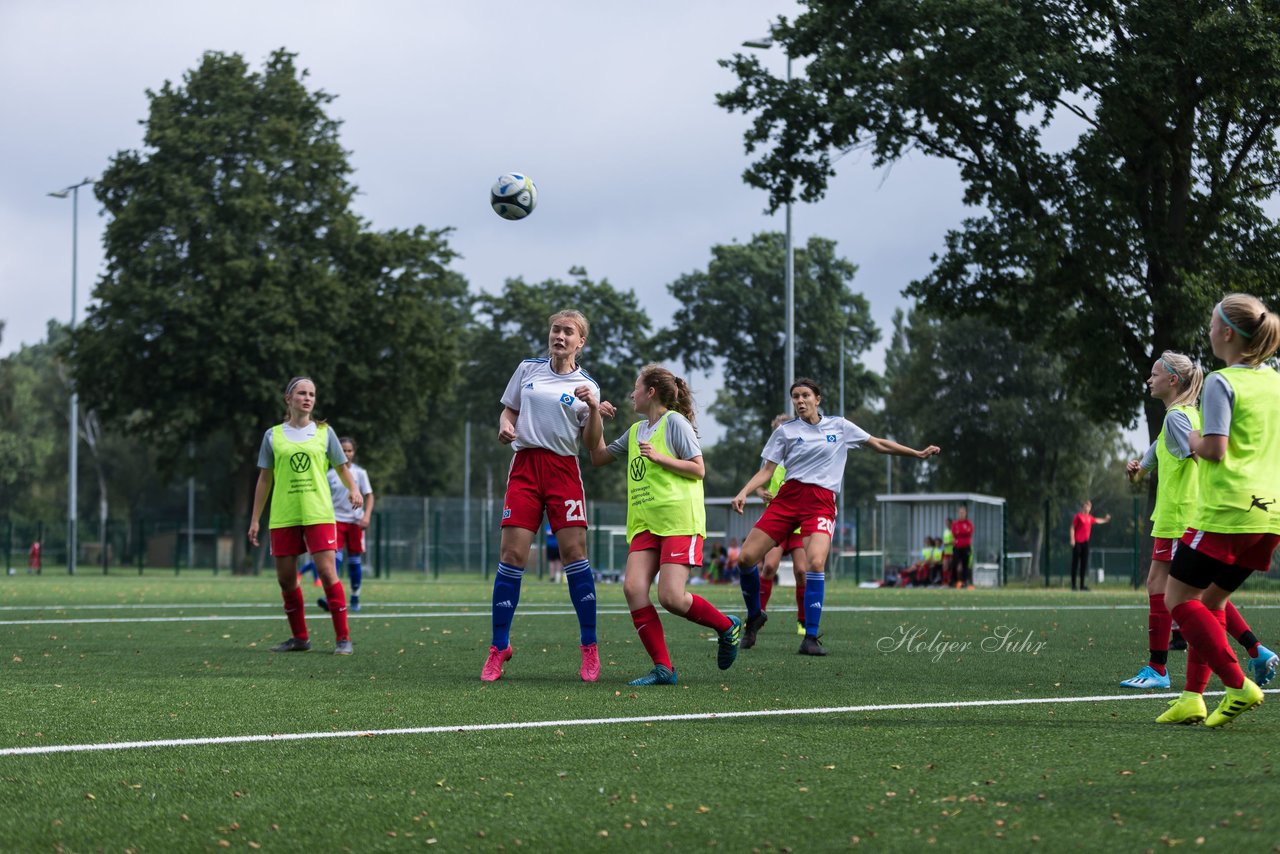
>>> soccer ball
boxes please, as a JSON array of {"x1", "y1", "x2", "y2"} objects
[{"x1": 490, "y1": 173, "x2": 537, "y2": 220}]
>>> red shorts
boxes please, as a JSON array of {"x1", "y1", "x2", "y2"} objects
[
  {"x1": 336, "y1": 521, "x2": 366, "y2": 555},
  {"x1": 271, "y1": 523, "x2": 338, "y2": 558},
  {"x1": 629, "y1": 531, "x2": 705, "y2": 567},
  {"x1": 784, "y1": 532, "x2": 805, "y2": 553},
  {"x1": 754, "y1": 481, "x2": 837, "y2": 546},
  {"x1": 1151, "y1": 537, "x2": 1178, "y2": 562},
  {"x1": 1181, "y1": 529, "x2": 1280, "y2": 572},
  {"x1": 502, "y1": 448, "x2": 588, "y2": 532}
]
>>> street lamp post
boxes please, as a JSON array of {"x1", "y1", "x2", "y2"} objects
[
  {"x1": 742, "y1": 32, "x2": 795, "y2": 415},
  {"x1": 48, "y1": 178, "x2": 93, "y2": 575}
]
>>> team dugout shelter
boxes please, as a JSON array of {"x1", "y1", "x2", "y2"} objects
[{"x1": 876, "y1": 493, "x2": 1007, "y2": 586}]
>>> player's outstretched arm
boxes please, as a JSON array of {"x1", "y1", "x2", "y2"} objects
[
  {"x1": 866, "y1": 436, "x2": 941, "y2": 459},
  {"x1": 731, "y1": 462, "x2": 777, "y2": 514},
  {"x1": 588, "y1": 440, "x2": 617, "y2": 468}
]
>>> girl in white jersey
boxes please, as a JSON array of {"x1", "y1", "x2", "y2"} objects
[
  {"x1": 1156, "y1": 294, "x2": 1280, "y2": 727},
  {"x1": 483, "y1": 310, "x2": 611, "y2": 682},
  {"x1": 248, "y1": 377, "x2": 363, "y2": 655},
  {"x1": 731, "y1": 379, "x2": 940, "y2": 655},
  {"x1": 590, "y1": 364, "x2": 742, "y2": 685}
]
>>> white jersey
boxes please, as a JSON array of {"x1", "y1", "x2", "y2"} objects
[
  {"x1": 761, "y1": 415, "x2": 871, "y2": 494},
  {"x1": 501, "y1": 358, "x2": 600, "y2": 457},
  {"x1": 328, "y1": 462, "x2": 372, "y2": 523}
]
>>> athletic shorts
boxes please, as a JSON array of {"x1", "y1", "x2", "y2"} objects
[
  {"x1": 753, "y1": 480, "x2": 836, "y2": 546},
  {"x1": 335, "y1": 521, "x2": 365, "y2": 556},
  {"x1": 629, "y1": 531, "x2": 704, "y2": 567},
  {"x1": 784, "y1": 532, "x2": 805, "y2": 553},
  {"x1": 1151, "y1": 537, "x2": 1178, "y2": 562},
  {"x1": 502, "y1": 447, "x2": 588, "y2": 532},
  {"x1": 1178, "y1": 529, "x2": 1280, "y2": 573},
  {"x1": 271, "y1": 523, "x2": 338, "y2": 558}
]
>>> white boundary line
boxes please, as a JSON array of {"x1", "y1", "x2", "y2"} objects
[{"x1": 3, "y1": 688, "x2": 1275, "y2": 757}]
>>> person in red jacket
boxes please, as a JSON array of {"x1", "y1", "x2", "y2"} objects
[
  {"x1": 1069, "y1": 500, "x2": 1111, "y2": 591},
  {"x1": 949, "y1": 505, "x2": 975, "y2": 589}
]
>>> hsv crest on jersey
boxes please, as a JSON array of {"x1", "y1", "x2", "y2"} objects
[
  {"x1": 826, "y1": 434, "x2": 838, "y2": 443},
  {"x1": 560, "y1": 393, "x2": 574, "y2": 406}
]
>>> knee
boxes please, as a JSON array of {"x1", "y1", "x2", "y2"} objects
[
  {"x1": 499, "y1": 549, "x2": 525, "y2": 567},
  {"x1": 657, "y1": 589, "x2": 686, "y2": 614},
  {"x1": 622, "y1": 578, "x2": 648, "y2": 604}
]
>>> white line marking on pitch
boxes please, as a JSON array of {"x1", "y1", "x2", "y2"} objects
[{"x1": 3, "y1": 689, "x2": 1275, "y2": 757}]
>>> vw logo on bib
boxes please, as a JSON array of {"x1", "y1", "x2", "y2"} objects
[
  {"x1": 629, "y1": 457, "x2": 647, "y2": 482},
  {"x1": 289, "y1": 452, "x2": 311, "y2": 473}
]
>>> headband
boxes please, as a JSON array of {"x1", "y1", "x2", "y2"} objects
[
  {"x1": 285, "y1": 376, "x2": 313, "y2": 396},
  {"x1": 1158, "y1": 358, "x2": 1182, "y2": 383},
  {"x1": 1217, "y1": 303, "x2": 1253, "y2": 339}
]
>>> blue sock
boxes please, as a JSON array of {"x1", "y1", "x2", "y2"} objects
[
  {"x1": 564, "y1": 559, "x2": 597, "y2": 645},
  {"x1": 740, "y1": 565, "x2": 761, "y2": 618},
  {"x1": 491, "y1": 563, "x2": 523, "y2": 649},
  {"x1": 299, "y1": 560, "x2": 316, "y2": 579},
  {"x1": 348, "y1": 556, "x2": 362, "y2": 595},
  {"x1": 334, "y1": 550, "x2": 345, "y2": 577},
  {"x1": 804, "y1": 572, "x2": 825, "y2": 636}
]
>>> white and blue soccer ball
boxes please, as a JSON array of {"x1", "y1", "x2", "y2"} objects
[{"x1": 490, "y1": 172, "x2": 537, "y2": 220}]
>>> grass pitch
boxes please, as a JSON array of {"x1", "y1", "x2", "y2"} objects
[{"x1": 0, "y1": 574, "x2": 1276, "y2": 852}]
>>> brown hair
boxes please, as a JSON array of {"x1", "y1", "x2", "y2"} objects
[
  {"x1": 790, "y1": 377, "x2": 823, "y2": 399},
  {"x1": 340, "y1": 436, "x2": 357, "y2": 451},
  {"x1": 1157, "y1": 350, "x2": 1203, "y2": 408},
  {"x1": 1219, "y1": 293, "x2": 1280, "y2": 366},
  {"x1": 638, "y1": 364, "x2": 696, "y2": 428}
]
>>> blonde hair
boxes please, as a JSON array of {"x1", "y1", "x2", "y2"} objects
[
  {"x1": 638, "y1": 363, "x2": 696, "y2": 429},
  {"x1": 1219, "y1": 293, "x2": 1280, "y2": 366},
  {"x1": 1157, "y1": 350, "x2": 1203, "y2": 408},
  {"x1": 548, "y1": 309, "x2": 589, "y2": 341}
]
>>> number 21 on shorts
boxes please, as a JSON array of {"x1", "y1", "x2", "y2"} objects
[{"x1": 564, "y1": 499, "x2": 586, "y2": 522}]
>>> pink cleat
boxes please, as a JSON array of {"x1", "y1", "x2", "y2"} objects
[
  {"x1": 580, "y1": 643, "x2": 600, "y2": 682},
  {"x1": 481, "y1": 645, "x2": 513, "y2": 682}
]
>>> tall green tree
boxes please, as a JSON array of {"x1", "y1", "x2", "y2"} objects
[
  {"x1": 720, "y1": 1, "x2": 1280, "y2": 440},
  {"x1": 662, "y1": 232, "x2": 880, "y2": 445},
  {"x1": 462, "y1": 269, "x2": 654, "y2": 502},
  {"x1": 71, "y1": 49, "x2": 470, "y2": 568}
]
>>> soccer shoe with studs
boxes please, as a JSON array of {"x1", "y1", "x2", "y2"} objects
[
  {"x1": 1169, "y1": 631, "x2": 1188, "y2": 651},
  {"x1": 741, "y1": 610, "x2": 768, "y2": 650},
  {"x1": 580, "y1": 643, "x2": 601, "y2": 682},
  {"x1": 717, "y1": 615, "x2": 742, "y2": 670},
  {"x1": 628, "y1": 664, "x2": 678, "y2": 686},
  {"x1": 798, "y1": 634, "x2": 828, "y2": 656},
  {"x1": 1204, "y1": 679, "x2": 1264, "y2": 728},
  {"x1": 481, "y1": 645, "x2": 514, "y2": 682},
  {"x1": 333, "y1": 639, "x2": 354, "y2": 656},
  {"x1": 270, "y1": 637, "x2": 311, "y2": 653},
  {"x1": 1120, "y1": 665, "x2": 1171, "y2": 690},
  {"x1": 1249, "y1": 644, "x2": 1278, "y2": 687},
  {"x1": 317, "y1": 597, "x2": 330, "y2": 612},
  {"x1": 1155, "y1": 691, "x2": 1206, "y2": 725}
]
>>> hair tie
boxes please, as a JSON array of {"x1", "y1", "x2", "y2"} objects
[
  {"x1": 1217, "y1": 303, "x2": 1254, "y2": 339},
  {"x1": 1158, "y1": 358, "x2": 1180, "y2": 382}
]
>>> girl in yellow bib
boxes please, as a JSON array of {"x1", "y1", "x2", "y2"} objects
[
  {"x1": 590, "y1": 365, "x2": 742, "y2": 685},
  {"x1": 1158, "y1": 295, "x2": 1280, "y2": 727},
  {"x1": 248, "y1": 377, "x2": 363, "y2": 655}
]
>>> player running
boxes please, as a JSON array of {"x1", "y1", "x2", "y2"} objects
[
  {"x1": 589, "y1": 364, "x2": 741, "y2": 685},
  {"x1": 731, "y1": 378, "x2": 940, "y2": 655},
  {"x1": 248, "y1": 377, "x2": 362, "y2": 655},
  {"x1": 482, "y1": 310, "x2": 612, "y2": 682},
  {"x1": 313, "y1": 436, "x2": 375, "y2": 613},
  {"x1": 1122, "y1": 352, "x2": 1277, "y2": 691},
  {"x1": 1156, "y1": 294, "x2": 1280, "y2": 726}
]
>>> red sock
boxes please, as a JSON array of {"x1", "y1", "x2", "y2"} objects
[
  {"x1": 684, "y1": 594, "x2": 732, "y2": 633},
  {"x1": 1185, "y1": 639, "x2": 1212, "y2": 694},
  {"x1": 1224, "y1": 602, "x2": 1260, "y2": 658},
  {"x1": 281, "y1": 586, "x2": 308, "y2": 640},
  {"x1": 630, "y1": 605, "x2": 672, "y2": 668},
  {"x1": 1147, "y1": 594, "x2": 1171, "y2": 674},
  {"x1": 322, "y1": 581, "x2": 349, "y2": 642},
  {"x1": 795, "y1": 573, "x2": 806, "y2": 623},
  {"x1": 760, "y1": 576, "x2": 775, "y2": 611},
  {"x1": 1170, "y1": 602, "x2": 1244, "y2": 689}
]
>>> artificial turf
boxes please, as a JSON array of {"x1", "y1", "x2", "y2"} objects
[{"x1": 0, "y1": 575, "x2": 1276, "y2": 851}]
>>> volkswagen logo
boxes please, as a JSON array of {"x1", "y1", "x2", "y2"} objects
[
  {"x1": 629, "y1": 456, "x2": 646, "y2": 482},
  {"x1": 289, "y1": 452, "x2": 311, "y2": 473}
]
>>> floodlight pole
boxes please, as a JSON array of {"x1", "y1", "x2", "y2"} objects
[{"x1": 48, "y1": 178, "x2": 93, "y2": 575}]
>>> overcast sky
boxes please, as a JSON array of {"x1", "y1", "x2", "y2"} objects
[{"x1": 2, "y1": 1, "x2": 1087, "y2": 447}]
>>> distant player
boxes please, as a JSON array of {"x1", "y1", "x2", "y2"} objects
[
  {"x1": 314, "y1": 437, "x2": 375, "y2": 613},
  {"x1": 1068, "y1": 500, "x2": 1110, "y2": 590},
  {"x1": 482, "y1": 310, "x2": 612, "y2": 682},
  {"x1": 248, "y1": 377, "x2": 362, "y2": 655},
  {"x1": 1157, "y1": 294, "x2": 1280, "y2": 726},
  {"x1": 1122, "y1": 352, "x2": 1276, "y2": 691},
  {"x1": 544, "y1": 523, "x2": 563, "y2": 583},
  {"x1": 589, "y1": 364, "x2": 741, "y2": 685},
  {"x1": 741, "y1": 414, "x2": 808, "y2": 648},
  {"x1": 949, "y1": 505, "x2": 975, "y2": 589},
  {"x1": 731, "y1": 378, "x2": 940, "y2": 655}
]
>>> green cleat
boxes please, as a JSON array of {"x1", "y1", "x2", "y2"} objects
[
  {"x1": 1204, "y1": 679, "x2": 1264, "y2": 728},
  {"x1": 1155, "y1": 691, "x2": 1206, "y2": 725},
  {"x1": 717, "y1": 615, "x2": 743, "y2": 670},
  {"x1": 628, "y1": 664, "x2": 678, "y2": 686},
  {"x1": 796, "y1": 620, "x2": 805, "y2": 637}
]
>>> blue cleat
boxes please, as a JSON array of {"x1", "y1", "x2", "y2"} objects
[
  {"x1": 717, "y1": 615, "x2": 743, "y2": 670},
  {"x1": 628, "y1": 664, "x2": 678, "y2": 686},
  {"x1": 1120, "y1": 665, "x2": 1171, "y2": 690},
  {"x1": 1249, "y1": 644, "x2": 1278, "y2": 687}
]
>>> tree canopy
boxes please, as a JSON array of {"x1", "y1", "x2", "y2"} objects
[{"x1": 719, "y1": 0, "x2": 1280, "y2": 438}]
